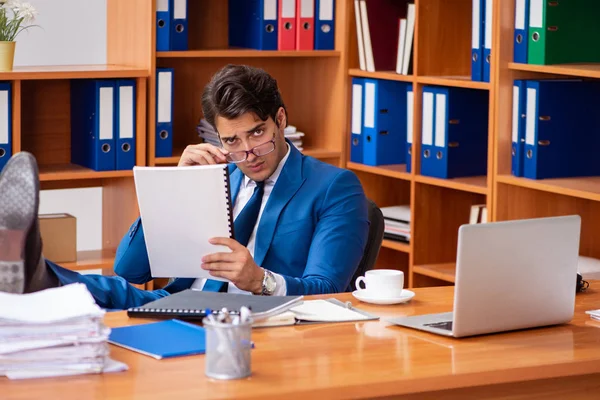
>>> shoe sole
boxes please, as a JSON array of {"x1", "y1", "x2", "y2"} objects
[{"x1": 0, "y1": 153, "x2": 39, "y2": 294}]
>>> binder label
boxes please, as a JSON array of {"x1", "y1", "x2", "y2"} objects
[
  {"x1": 485, "y1": 0, "x2": 493, "y2": 49},
  {"x1": 472, "y1": 0, "x2": 480, "y2": 48},
  {"x1": 525, "y1": 88, "x2": 537, "y2": 145},
  {"x1": 364, "y1": 82, "x2": 375, "y2": 129},
  {"x1": 99, "y1": 87, "x2": 114, "y2": 140},
  {"x1": 435, "y1": 93, "x2": 446, "y2": 147},
  {"x1": 512, "y1": 85, "x2": 519, "y2": 142},
  {"x1": 301, "y1": 0, "x2": 314, "y2": 18},
  {"x1": 282, "y1": 0, "x2": 295, "y2": 18},
  {"x1": 174, "y1": 0, "x2": 186, "y2": 19},
  {"x1": 515, "y1": 0, "x2": 526, "y2": 29},
  {"x1": 0, "y1": 90, "x2": 7, "y2": 145},
  {"x1": 352, "y1": 84, "x2": 362, "y2": 134},
  {"x1": 319, "y1": 0, "x2": 334, "y2": 20},
  {"x1": 407, "y1": 90, "x2": 414, "y2": 144},
  {"x1": 422, "y1": 92, "x2": 434, "y2": 146},
  {"x1": 265, "y1": 0, "x2": 277, "y2": 20},
  {"x1": 120, "y1": 86, "x2": 134, "y2": 139},
  {"x1": 157, "y1": 71, "x2": 172, "y2": 123},
  {"x1": 156, "y1": 0, "x2": 168, "y2": 12},
  {"x1": 529, "y1": 0, "x2": 543, "y2": 28}
]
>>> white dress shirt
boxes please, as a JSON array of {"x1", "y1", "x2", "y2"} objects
[{"x1": 191, "y1": 144, "x2": 291, "y2": 295}]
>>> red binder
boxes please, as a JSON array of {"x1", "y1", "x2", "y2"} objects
[
  {"x1": 278, "y1": 0, "x2": 297, "y2": 50},
  {"x1": 362, "y1": 0, "x2": 408, "y2": 71},
  {"x1": 296, "y1": 0, "x2": 314, "y2": 50}
]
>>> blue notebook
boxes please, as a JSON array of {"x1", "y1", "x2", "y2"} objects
[{"x1": 108, "y1": 319, "x2": 206, "y2": 359}]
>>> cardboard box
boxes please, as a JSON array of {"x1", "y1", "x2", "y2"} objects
[{"x1": 39, "y1": 213, "x2": 77, "y2": 263}]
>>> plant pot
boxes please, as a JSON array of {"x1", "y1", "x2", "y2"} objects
[{"x1": 0, "y1": 41, "x2": 16, "y2": 71}]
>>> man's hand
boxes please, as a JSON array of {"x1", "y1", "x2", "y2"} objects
[
  {"x1": 201, "y1": 237, "x2": 265, "y2": 294},
  {"x1": 178, "y1": 143, "x2": 229, "y2": 167}
]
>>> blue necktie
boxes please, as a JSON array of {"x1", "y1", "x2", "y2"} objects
[{"x1": 203, "y1": 181, "x2": 265, "y2": 292}]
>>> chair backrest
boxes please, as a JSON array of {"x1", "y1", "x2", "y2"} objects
[{"x1": 347, "y1": 199, "x2": 385, "y2": 292}]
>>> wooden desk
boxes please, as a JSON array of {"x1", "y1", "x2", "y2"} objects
[{"x1": 4, "y1": 284, "x2": 600, "y2": 399}]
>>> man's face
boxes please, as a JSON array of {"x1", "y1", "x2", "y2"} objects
[{"x1": 216, "y1": 108, "x2": 288, "y2": 182}]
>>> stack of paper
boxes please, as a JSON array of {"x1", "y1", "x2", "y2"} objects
[
  {"x1": 284, "y1": 125, "x2": 304, "y2": 151},
  {"x1": 0, "y1": 283, "x2": 127, "y2": 380},
  {"x1": 196, "y1": 119, "x2": 221, "y2": 147},
  {"x1": 586, "y1": 309, "x2": 600, "y2": 321},
  {"x1": 381, "y1": 205, "x2": 411, "y2": 243}
]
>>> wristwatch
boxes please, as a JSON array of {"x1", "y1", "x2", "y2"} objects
[{"x1": 261, "y1": 269, "x2": 277, "y2": 296}]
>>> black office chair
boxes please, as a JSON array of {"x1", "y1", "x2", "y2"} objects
[{"x1": 347, "y1": 199, "x2": 385, "y2": 292}]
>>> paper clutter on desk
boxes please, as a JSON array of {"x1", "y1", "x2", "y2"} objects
[{"x1": 0, "y1": 283, "x2": 127, "y2": 380}]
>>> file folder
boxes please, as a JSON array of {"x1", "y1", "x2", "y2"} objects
[
  {"x1": 511, "y1": 80, "x2": 526, "y2": 177},
  {"x1": 297, "y1": 0, "x2": 314, "y2": 50},
  {"x1": 115, "y1": 79, "x2": 136, "y2": 171},
  {"x1": 471, "y1": 0, "x2": 484, "y2": 81},
  {"x1": 482, "y1": 0, "x2": 492, "y2": 82},
  {"x1": 0, "y1": 82, "x2": 11, "y2": 173},
  {"x1": 513, "y1": 0, "x2": 529, "y2": 63},
  {"x1": 350, "y1": 77, "x2": 364, "y2": 163},
  {"x1": 170, "y1": 0, "x2": 188, "y2": 50},
  {"x1": 421, "y1": 86, "x2": 489, "y2": 179},
  {"x1": 229, "y1": 0, "x2": 278, "y2": 51},
  {"x1": 523, "y1": 79, "x2": 600, "y2": 179},
  {"x1": 420, "y1": 87, "x2": 435, "y2": 177},
  {"x1": 528, "y1": 0, "x2": 600, "y2": 65},
  {"x1": 278, "y1": 0, "x2": 296, "y2": 50},
  {"x1": 315, "y1": 0, "x2": 335, "y2": 50},
  {"x1": 156, "y1": 68, "x2": 174, "y2": 158},
  {"x1": 155, "y1": 0, "x2": 171, "y2": 51},
  {"x1": 406, "y1": 84, "x2": 413, "y2": 173},
  {"x1": 71, "y1": 79, "x2": 116, "y2": 171},
  {"x1": 362, "y1": 79, "x2": 408, "y2": 166}
]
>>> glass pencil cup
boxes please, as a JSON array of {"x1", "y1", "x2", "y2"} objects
[{"x1": 203, "y1": 316, "x2": 253, "y2": 380}]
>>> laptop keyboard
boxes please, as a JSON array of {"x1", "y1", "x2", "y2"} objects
[{"x1": 424, "y1": 321, "x2": 453, "y2": 331}]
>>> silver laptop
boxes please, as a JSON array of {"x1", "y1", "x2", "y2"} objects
[{"x1": 388, "y1": 215, "x2": 581, "y2": 338}]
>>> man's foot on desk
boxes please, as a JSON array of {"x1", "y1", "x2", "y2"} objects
[{"x1": 0, "y1": 152, "x2": 58, "y2": 294}]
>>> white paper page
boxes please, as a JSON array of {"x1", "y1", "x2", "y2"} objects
[
  {"x1": 133, "y1": 165, "x2": 233, "y2": 279},
  {"x1": 290, "y1": 300, "x2": 371, "y2": 322}
]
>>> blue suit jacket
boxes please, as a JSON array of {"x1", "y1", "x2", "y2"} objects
[{"x1": 114, "y1": 143, "x2": 370, "y2": 295}]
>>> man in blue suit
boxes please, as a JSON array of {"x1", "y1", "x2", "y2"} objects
[{"x1": 0, "y1": 64, "x2": 369, "y2": 310}]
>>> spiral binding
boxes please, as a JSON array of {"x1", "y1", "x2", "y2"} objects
[{"x1": 223, "y1": 165, "x2": 235, "y2": 240}]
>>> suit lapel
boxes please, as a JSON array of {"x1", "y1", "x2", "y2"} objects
[{"x1": 254, "y1": 143, "x2": 306, "y2": 267}]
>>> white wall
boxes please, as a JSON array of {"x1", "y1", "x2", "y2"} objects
[{"x1": 18, "y1": 0, "x2": 108, "y2": 252}]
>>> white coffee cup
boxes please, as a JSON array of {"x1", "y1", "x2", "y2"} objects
[{"x1": 355, "y1": 269, "x2": 404, "y2": 298}]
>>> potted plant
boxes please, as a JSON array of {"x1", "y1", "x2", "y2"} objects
[{"x1": 0, "y1": 0, "x2": 37, "y2": 71}]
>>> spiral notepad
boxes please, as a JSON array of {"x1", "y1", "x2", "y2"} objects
[{"x1": 132, "y1": 164, "x2": 234, "y2": 279}]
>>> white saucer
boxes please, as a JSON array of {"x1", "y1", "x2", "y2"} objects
[{"x1": 352, "y1": 289, "x2": 415, "y2": 305}]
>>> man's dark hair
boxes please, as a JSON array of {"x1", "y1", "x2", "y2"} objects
[{"x1": 201, "y1": 64, "x2": 287, "y2": 131}]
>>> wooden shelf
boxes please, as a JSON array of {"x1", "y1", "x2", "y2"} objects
[
  {"x1": 39, "y1": 164, "x2": 133, "y2": 181},
  {"x1": 59, "y1": 249, "x2": 117, "y2": 272},
  {"x1": 348, "y1": 69, "x2": 414, "y2": 82},
  {"x1": 508, "y1": 62, "x2": 600, "y2": 79},
  {"x1": 157, "y1": 50, "x2": 341, "y2": 58},
  {"x1": 416, "y1": 76, "x2": 490, "y2": 90},
  {"x1": 347, "y1": 162, "x2": 412, "y2": 181},
  {"x1": 381, "y1": 239, "x2": 410, "y2": 253},
  {"x1": 497, "y1": 174, "x2": 600, "y2": 202},
  {"x1": 414, "y1": 174, "x2": 488, "y2": 195},
  {"x1": 0, "y1": 64, "x2": 149, "y2": 80},
  {"x1": 413, "y1": 263, "x2": 456, "y2": 283}
]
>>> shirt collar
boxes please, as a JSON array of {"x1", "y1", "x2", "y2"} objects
[{"x1": 243, "y1": 142, "x2": 291, "y2": 188}]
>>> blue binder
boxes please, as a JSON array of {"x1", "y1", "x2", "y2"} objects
[
  {"x1": 406, "y1": 84, "x2": 414, "y2": 173},
  {"x1": 511, "y1": 80, "x2": 527, "y2": 177},
  {"x1": 0, "y1": 82, "x2": 11, "y2": 173},
  {"x1": 471, "y1": 0, "x2": 485, "y2": 81},
  {"x1": 315, "y1": 0, "x2": 335, "y2": 50},
  {"x1": 71, "y1": 79, "x2": 116, "y2": 171},
  {"x1": 229, "y1": 0, "x2": 278, "y2": 50},
  {"x1": 155, "y1": 0, "x2": 171, "y2": 51},
  {"x1": 482, "y1": 0, "x2": 492, "y2": 82},
  {"x1": 115, "y1": 79, "x2": 136, "y2": 171},
  {"x1": 523, "y1": 80, "x2": 600, "y2": 179},
  {"x1": 350, "y1": 77, "x2": 364, "y2": 163},
  {"x1": 156, "y1": 68, "x2": 174, "y2": 158},
  {"x1": 421, "y1": 86, "x2": 489, "y2": 179},
  {"x1": 108, "y1": 319, "x2": 206, "y2": 359},
  {"x1": 513, "y1": 0, "x2": 530, "y2": 63},
  {"x1": 420, "y1": 86, "x2": 436, "y2": 176},
  {"x1": 362, "y1": 79, "x2": 408, "y2": 166},
  {"x1": 170, "y1": 0, "x2": 188, "y2": 51}
]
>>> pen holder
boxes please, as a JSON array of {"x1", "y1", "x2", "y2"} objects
[{"x1": 203, "y1": 316, "x2": 253, "y2": 380}]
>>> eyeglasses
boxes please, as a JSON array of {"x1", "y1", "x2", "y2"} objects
[{"x1": 225, "y1": 137, "x2": 276, "y2": 163}]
